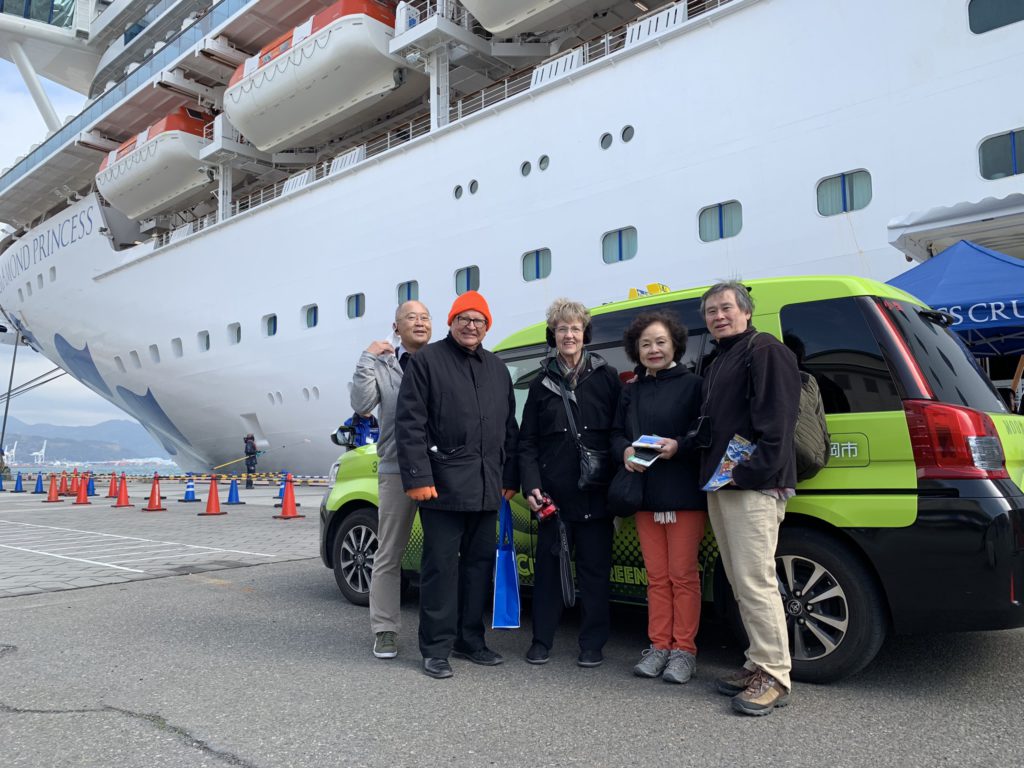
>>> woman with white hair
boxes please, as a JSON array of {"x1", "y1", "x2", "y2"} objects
[{"x1": 519, "y1": 298, "x2": 621, "y2": 667}]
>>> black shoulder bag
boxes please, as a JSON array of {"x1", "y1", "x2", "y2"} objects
[
  {"x1": 607, "y1": 384, "x2": 645, "y2": 516},
  {"x1": 557, "y1": 377, "x2": 612, "y2": 490}
]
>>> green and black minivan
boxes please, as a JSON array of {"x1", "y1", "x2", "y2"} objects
[{"x1": 319, "y1": 276, "x2": 1024, "y2": 682}]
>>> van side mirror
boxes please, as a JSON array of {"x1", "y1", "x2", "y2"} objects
[{"x1": 331, "y1": 425, "x2": 358, "y2": 447}]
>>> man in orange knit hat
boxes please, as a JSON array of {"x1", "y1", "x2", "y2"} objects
[{"x1": 396, "y1": 290, "x2": 519, "y2": 679}]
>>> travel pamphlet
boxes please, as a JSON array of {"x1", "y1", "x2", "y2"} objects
[
  {"x1": 702, "y1": 434, "x2": 756, "y2": 491},
  {"x1": 628, "y1": 435, "x2": 664, "y2": 468}
]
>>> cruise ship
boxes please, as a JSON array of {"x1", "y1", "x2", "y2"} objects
[{"x1": 0, "y1": 0, "x2": 1021, "y2": 473}]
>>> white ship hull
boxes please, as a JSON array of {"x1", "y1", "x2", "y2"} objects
[{"x1": 1, "y1": 0, "x2": 1022, "y2": 473}]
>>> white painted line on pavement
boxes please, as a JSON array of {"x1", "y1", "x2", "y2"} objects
[
  {"x1": 0, "y1": 520, "x2": 278, "y2": 557},
  {"x1": 0, "y1": 543, "x2": 146, "y2": 572},
  {"x1": 113, "y1": 551, "x2": 251, "y2": 564}
]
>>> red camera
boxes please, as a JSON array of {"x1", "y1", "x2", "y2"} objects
[{"x1": 536, "y1": 493, "x2": 558, "y2": 521}]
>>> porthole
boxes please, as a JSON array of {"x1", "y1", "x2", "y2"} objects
[
  {"x1": 49, "y1": 266, "x2": 56, "y2": 282},
  {"x1": 521, "y1": 161, "x2": 532, "y2": 177},
  {"x1": 621, "y1": 125, "x2": 635, "y2": 143},
  {"x1": 539, "y1": 155, "x2": 550, "y2": 170},
  {"x1": 266, "y1": 393, "x2": 275, "y2": 405},
  {"x1": 171, "y1": 338, "x2": 183, "y2": 358},
  {"x1": 228, "y1": 322, "x2": 241, "y2": 344},
  {"x1": 469, "y1": 180, "x2": 479, "y2": 194},
  {"x1": 454, "y1": 185, "x2": 463, "y2": 199},
  {"x1": 302, "y1": 387, "x2": 310, "y2": 401},
  {"x1": 149, "y1": 344, "x2": 160, "y2": 364},
  {"x1": 114, "y1": 355, "x2": 126, "y2": 373},
  {"x1": 274, "y1": 391, "x2": 283, "y2": 405},
  {"x1": 600, "y1": 133, "x2": 613, "y2": 150},
  {"x1": 312, "y1": 386, "x2": 320, "y2": 400},
  {"x1": 129, "y1": 350, "x2": 141, "y2": 369},
  {"x1": 37, "y1": 275, "x2": 43, "y2": 289}
]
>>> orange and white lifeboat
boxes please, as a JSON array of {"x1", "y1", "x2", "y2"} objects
[
  {"x1": 459, "y1": 0, "x2": 593, "y2": 36},
  {"x1": 223, "y1": 0, "x2": 426, "y2": 153},
  {"x1": 95, "y1": 107, "x2": 214, "y2": 221}
]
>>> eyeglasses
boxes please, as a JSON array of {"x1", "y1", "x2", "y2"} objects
[
  {"x1": 454, "y1": 315, "x2": 487, "y2": 329},
  {"x1": 555, "y1": 325, "x2": 584, "y2": 336},
  {"x1": 400, "y1": 313, "x2": 431, "y2": 323}
]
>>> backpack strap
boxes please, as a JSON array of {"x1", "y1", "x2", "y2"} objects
[{"x1": 744, "y1": 331, "x2": 761, "y2": 400}]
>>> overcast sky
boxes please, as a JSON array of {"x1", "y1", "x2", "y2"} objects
[{"x1": 0, "y1": 60, "x2": 130, "y2": 428}]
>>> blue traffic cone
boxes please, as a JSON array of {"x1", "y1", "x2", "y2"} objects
[
  {"x1": 177, "y1": 474, "x2": 201, "y2": 503},
  {"x1": 87, "y1": 474, "x2": 97, "y2": 496},
  {"x1": 0, "y1": 474, "x2": 5, "y2": 492},
  {"x1": 274, "y1": 473, "x2": 286, "y2": 500},
  {"x1": 12, "y1": 471, "x2": 24, "y2": 493},
  {"x1": 225, "y1": 476, "x2": 245, "y2": 505},
  {"x1": 32, "y1": 472, "x2": 44, "y2": 494}
]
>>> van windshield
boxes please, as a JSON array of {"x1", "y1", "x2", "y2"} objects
[{"x1": 879, "y1": 298, "x2": 1007, "y2": 413}]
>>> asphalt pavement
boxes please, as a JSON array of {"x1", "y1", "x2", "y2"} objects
[{"x1": 1, "y1": 485, "x2": 1022, "y2": 767}]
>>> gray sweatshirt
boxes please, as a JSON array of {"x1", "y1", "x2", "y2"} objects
[{"x1": 350, "y1": 350, "x2": 404, "y2": 474}]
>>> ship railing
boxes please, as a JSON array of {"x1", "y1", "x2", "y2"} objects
[
  {"x1": 397, "y1": 0, "x2": 472, "y2": 30},
  {"x1": 156, "y1": 0, "x2": 734, "y2": 243},
  {"x1": 155, "y1": 210, "x2": 219, "y2": 248}
]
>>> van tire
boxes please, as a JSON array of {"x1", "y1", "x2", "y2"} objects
[
  {"x1": 718, "y1": 527, "x2": 888, "y2": 684},
  {"x1": 332, "y1": 507, "x2": 379, "y2": 606},
  {"x1": 779, "y1": 527, "x2": 888, "y2": 683}
]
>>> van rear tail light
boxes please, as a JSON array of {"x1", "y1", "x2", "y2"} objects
[{"x1": 903, "y1": 399, "x2": 1009, "y2": 480}]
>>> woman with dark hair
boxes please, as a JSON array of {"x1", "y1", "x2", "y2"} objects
[
  {"x1": 519, "y1": 298, "x2": 621, "y2": 668},
  {"x1": 611, "y1": 310, "x2": 706, "y2": 684}
]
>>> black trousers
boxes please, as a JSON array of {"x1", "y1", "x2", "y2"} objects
[
  {"x1": 418, "y1": 507, "x2": 498, "y2": 659},
  {"x1": 531, "y1": 517, "x2": 613, "y2": 652},
  {"x1": 244, "y1": 460, "x2": 256, "y2": 488}
]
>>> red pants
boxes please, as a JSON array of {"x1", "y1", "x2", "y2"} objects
[{"x1": 635, "y1": 510, "x2": 707, "y2": 654}]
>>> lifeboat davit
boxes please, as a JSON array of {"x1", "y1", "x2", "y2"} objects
[
  {"x1": 223, "y1": 0, "x2": 427, "y2": 153},
  {"x1": 458, "y1": 0, "x2": 594, "y2": 36},
  {"x1": 95, "y1": 107, "x2": 214, "y2": 221}
]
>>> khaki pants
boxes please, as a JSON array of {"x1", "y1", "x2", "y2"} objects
[
  {"x1": 707, "y1": 489, "x2": 792, "y2": 689},
  {"x1": 369, "y1": 473, "x2": 418, "y2": 635}
]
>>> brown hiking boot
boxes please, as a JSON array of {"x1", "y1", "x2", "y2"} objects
[
  {"x1": 716, "y1": 667, "x2": 756, "y2": 696},
  {"x1": 731, "y1": 669, "x2": 790, "y2": 716}
]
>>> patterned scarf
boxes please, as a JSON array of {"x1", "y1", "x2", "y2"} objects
[{"x1": 556, "y1": 349, "x2": 589, "y2": 390}]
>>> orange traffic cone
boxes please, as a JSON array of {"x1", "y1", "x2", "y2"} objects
[
  {"x1": 42, "y1": 474, "x2": 63, "y2": 503},
  {"x1": 143, "y1": 473, "x2": 167, "y2": 512},
  {"x1": 273, "y1": 474, "x2": 305, "y2": 520},
  {"x1": 72, "y1": 472, "x2": 91, "y2": 506},
  {"x1": 70, "y1": 469, "x2": 80, "y2": 497},
  {"x1": 198, "y1": 475, "x2": 226, "y2": 516},
  {"x1": 106, "y1": 474, "x2": 118, "y2": 497},
  {"x1": 58, "y1": 471, "x2": 70, "y2": 496},
  {"x1": 112, "y1": 472, "x2": 134, "y2": 508}
]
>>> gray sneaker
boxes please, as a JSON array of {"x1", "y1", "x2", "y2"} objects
[
  {"x1": 633, "y1": 646, "x2": 670, "y2": 678},
  {"x1": 662, "y1": 650, "x2": 696, "y2": 684},
  {"x1": 373, "y1": 631, "x2": 398, "y2": 659}
]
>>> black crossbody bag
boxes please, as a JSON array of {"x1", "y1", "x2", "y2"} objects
[{"x1": 557, "y1": 378, "x2": 612, "y2": 490}]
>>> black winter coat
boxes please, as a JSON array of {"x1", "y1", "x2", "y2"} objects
[
  {"x1": 518, "y1": 353, "x2": 621, "y2": 522},
  {"x1": 396, "y1": 333, "x2": 519, "y2": 512},
  {"x1": 699, "y1": 327, "x2": 800, "y2": 491},
  {"x1": 610, "y1": 364, "x2": 706, "y2": 513}
]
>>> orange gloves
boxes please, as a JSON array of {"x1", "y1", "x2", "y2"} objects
[{"x1": 406, "y1": 486, "x2": 438, "y2": 502}]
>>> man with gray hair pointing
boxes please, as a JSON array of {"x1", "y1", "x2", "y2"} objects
[{"x1": 351, "y1": 300, "x2": 433, "y2": 660}]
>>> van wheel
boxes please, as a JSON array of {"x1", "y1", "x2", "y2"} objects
[
  {"x1": 332, "y1": 507, "x2": 378, "y2": 606},
  {"x1": 777, "y1": 527, "x2": 888, "y2": 683},
  {"x1": 717, "y1": 527, "x2": 888, "y2": 683}
]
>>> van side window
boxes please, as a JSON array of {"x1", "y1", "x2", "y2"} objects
[
  {"x1": 588, "y1": 298, "x2": 709, "y2": 376},
  {"x1": 780, "y1": 297, "x2": 902, "y2": 413}
]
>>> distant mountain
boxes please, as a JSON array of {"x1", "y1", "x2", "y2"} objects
[{"x1": 2, "y1": 417, "x2": 170, "y2": 461}]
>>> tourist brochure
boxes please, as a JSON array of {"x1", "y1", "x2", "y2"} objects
[
  {"x1": 628, "y1": 435, "x2": 664, "y2": 467},
  {"x1": 702, "y1": 434, "x2": 756, "y2": 491}
]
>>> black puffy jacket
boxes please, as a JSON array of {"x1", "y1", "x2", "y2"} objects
[
  {"x1": 396, "y1": 333, "x2": 519, "y2": 512},
  {"x1": 610, "y1": 364, "x2": 706, "y2": 513},
  {"x1": 518, "y1": 352, "x2": 621, "y2": 522}
]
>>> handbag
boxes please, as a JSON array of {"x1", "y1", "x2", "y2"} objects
[
  {"x1": 492, "y1": 498, "x2": 521, "y2": 629},
  {"x1": 557, "y1": 377, "x2": 612, "y2": 490},
  {"x1": 607, "y1": 383, "x2": 645, "y2": 517}
]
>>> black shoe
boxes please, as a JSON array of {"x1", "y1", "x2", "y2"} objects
[
  {"x1": 422, "y1": 658, "x2": 453, "y2": 679},
  {"x1": 525, "y1": 642, "x2": 549, "y2": 665},
  {"x1": 451, "y1": 646, "x2": 504, "y2": 666},
  {"x1": 577, "y1": 649, "x2": 604, "y2": 668}
]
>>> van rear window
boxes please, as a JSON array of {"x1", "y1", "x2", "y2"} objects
[{"x1": 879, "y1": 299, "x2": 1006, "y2": 413}]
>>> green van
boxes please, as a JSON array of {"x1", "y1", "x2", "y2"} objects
[{"x1": 319, "y1": 275, "x2": 1024, "y2": 682}]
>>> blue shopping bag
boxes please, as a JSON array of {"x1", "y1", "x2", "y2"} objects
[{"x1": 492, "y1": 499, "x2": 521, "y2": 629}]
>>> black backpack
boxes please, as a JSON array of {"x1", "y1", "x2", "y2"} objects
[{"x1": 745, "y1": 333, "x2": 830, "y2": 482}]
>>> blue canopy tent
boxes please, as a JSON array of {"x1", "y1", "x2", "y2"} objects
[{"x1": 887, "y1": 240, "x2": 1024, "y2": 357}]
